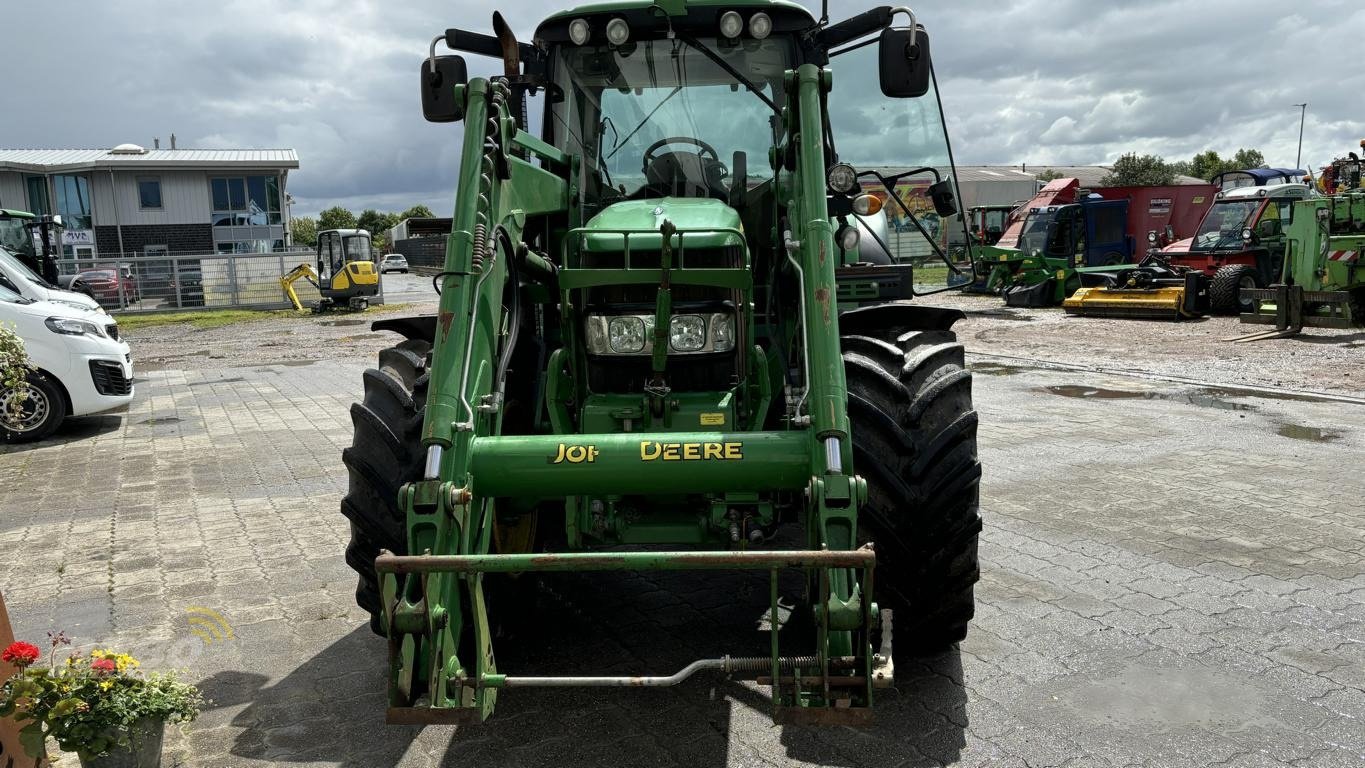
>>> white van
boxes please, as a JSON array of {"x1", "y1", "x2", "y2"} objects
[
  {"x1": 0, "y1": 283, "x2": 133, "y2": 442},
  {"x1": 0, "y1": 247, "x2": 103, "y2": 313}
]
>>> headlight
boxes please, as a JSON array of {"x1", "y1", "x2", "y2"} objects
[
  {"x1": 710, "y1": 313, "x2": 735, "y2": 352},
  {"x1": 837, "y1": 225, "x2": 861, "y2": 252},
  {"x1": 1147, "y1": 231, "x2": 1158, "y2": 244},
  {"x1": 605, "y1": 17, "x2": 630, "y2": 45},
  {"x1": 45, "y1": 317, "x2": 103, "y2": 337},
  {"x1": 669, "y1": 315, "x2": 706, "y2": 352},
  {"x1": 568, "y1": 18, "x2": 590, "y2": 45},
  {"x1": 826, "y1": 163, "x2": 858, "y2": 194},
  {"x1": 719, "y1": 11, "x2": 744, "y2": 39},
  {"x1": 585, "y1": 312, "x2": 736, "y2": 355},
  {"x1": 608, "y1": 316, "x2": 647, "y2": 353},
  {"x1": 749, "y1": 12, "x2": 772, "y2": 39}
]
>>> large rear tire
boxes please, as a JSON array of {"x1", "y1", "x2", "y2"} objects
[
  {"x1": 341, "y1": 339, "x2": 430, "y2": 635},
  {"x1": 843, "y1": 329, "x2": 982, "y2": 654},
  {"x1": 1210, "y1": 264, "x2": 1259, "y2": 314}
]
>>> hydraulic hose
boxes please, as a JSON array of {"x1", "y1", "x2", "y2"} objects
[{"x1": 492, "y1": 226, "x2": 521, "y2": 402}]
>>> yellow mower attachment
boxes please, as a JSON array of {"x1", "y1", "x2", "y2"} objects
[{"x1": 1063, "y1": 264, "x2": 1210, "y2": 321}]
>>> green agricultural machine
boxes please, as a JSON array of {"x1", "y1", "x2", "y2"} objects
[
  {"x1": 342, "y1": 1, "x2": 981, "y2": 725},
  {"x1": 1232, "y1": 165, "x2": 1365, "y2": 341}
]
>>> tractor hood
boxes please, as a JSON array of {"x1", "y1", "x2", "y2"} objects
[{"x1": 581, "y1": 198, "x2": 744, "y2": 251}]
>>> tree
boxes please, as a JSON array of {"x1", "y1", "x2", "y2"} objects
[
  {"x1": 318, "y1": 206, "x2": 357, "y2": 231},
  {"x1": 1100, "y1": 153, "x2": 1175, "y2": 186},
  {"x1": 400, "y1": 204, "x2": 436, "y2": 220},
  {"x1": 291, "y1": 215, "x2": 318, "y2": 247},
  {"x1": 1035, "y1": 169, "x2": 1064, "y2": 183},
  {"x1": 1232, "y1": 148, "x2": 1267, "y2": 170},
  {"x1": 357, "y1": 209, "x2": 401, "y2": 238},
  {"x1": 1185, "y1": 148, "x2": 1269, "y2": 181}
]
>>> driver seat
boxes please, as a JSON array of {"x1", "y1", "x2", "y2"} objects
[{"x1": 644, "y1": 152, "x2": 724, "y2": 200}]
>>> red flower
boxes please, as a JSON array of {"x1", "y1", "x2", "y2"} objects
[
  {"x1": 2, "y1": 641, "x2": 41, "y2": 668},
  {"x1": 91, "y1": 658, "x2": 117, "y2": 673}
]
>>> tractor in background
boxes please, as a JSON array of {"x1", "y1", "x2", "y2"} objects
[
  {"x1": 1232, "y1": 156, "x2": 1365, "y2": 340},
  {"x1": 1152, "y1": 172, "x2": 1313, "y2": 314},
  {"x1": 280, "y1": 228, "x2": 380, "y2": 311},
  {"x1": 341, "y1": 1, "x2": 983, "y2": 725}
]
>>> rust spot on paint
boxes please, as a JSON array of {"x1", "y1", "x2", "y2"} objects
[
  {"x1": 438, "y1": 311, "x2": 456, "y2": 339},
  {"x1": 815, "y1": 287, "x2": 831, "y2": 324}
]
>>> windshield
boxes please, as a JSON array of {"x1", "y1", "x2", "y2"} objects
[
  {"x1": 1017, "y1": 211, "x2": 1055, "y2": 255},
  {"x1": 0, "y1": 248, "x2": 55, "y2": 289},
  {"x1": 552, "y1": 37, "x2": 788, "y2": 203},
  {"x1": 1192, "y1": 200, "x2": 1259, "y2": 251},
  {"x1": 0, "y1": 282, "x2": 27, "y2": 303},
  {"x1": 0, "y1": 219, "x2": 34, "y2": 259}
]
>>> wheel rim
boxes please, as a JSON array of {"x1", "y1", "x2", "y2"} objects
[
  {"x1": 1239, "y1": 275, "x2": 1258, "y2": 291},
  {"x1": 1, "y1": 383, "x2": 50, "y2": 433}
]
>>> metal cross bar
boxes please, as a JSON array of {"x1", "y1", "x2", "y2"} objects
[{"x1": 375, "y1": 548, "x2": 876, "y2": 575}]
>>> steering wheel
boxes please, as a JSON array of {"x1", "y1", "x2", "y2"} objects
[{"x1": 642, "y1": 137, "x2": 719, "y2": 173}]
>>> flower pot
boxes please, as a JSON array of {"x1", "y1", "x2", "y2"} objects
[{"x1": 78, "y1": 718, "x2": 164, "y2": 768}]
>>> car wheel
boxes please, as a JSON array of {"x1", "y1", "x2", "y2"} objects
[{"x1": 1, "y1": 372, "x2": 67, "y2": 443}]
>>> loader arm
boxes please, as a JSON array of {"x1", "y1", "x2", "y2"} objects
[{"x1": 279, "y1": 263, "x2": 321, "y2": 312}]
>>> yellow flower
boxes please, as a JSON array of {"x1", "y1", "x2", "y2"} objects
[{"x1": 99, "y1": 680, "x2": 113, "y2": 691}]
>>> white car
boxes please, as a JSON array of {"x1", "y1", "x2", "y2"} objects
[
  {"x1": 379, "y1": 254, "x2": 409, "y2": 274},
  {"x1": 0, "y1": 283, "x2": 133, "y2": 442},
  {"x1": 0, "y1": 247, "x2": 104, "y2": 313}
]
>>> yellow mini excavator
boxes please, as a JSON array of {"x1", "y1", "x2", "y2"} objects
[{"x1": 281, "y1": 228, "x2": 381, "y2": 312}]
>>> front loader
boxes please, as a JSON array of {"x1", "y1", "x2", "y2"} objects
[{"x1": 341, "y1": 1, "x2": 981, "y2": 725}]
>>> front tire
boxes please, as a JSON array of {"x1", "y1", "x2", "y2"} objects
[
  {"x1": 843, "y1": 329, "x2": 982, "y2": 654},
  {"x1": 1, "y1": 372, "x2": 67, "y2": 443},
  {"x1": 1210, "y1": 264, "x2": 1259, "y2": 314},
  {"x1": 341, "y1": 339, "x2": 430, "y2": 635}
]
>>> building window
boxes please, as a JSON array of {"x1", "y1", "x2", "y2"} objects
[
  {"x1": 53, "y1": 174, "x2": 92, "y2": 231},
  {"x1": 210, "y1": 175, "x2": 281, "y2": 226},
  {"x1": 25, "y1": 176, "x2": 50, "y2": 216},
  {"x1": 137, "y1": 177, "x2": 163, "y2": 209}
]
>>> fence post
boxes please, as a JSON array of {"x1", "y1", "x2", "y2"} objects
[
  {"x1": 172, "y1": 256, "x2": 183, "y2": 309},
  {"x1": 228, "y1": 254, "x2": 240, "y2": 306}
]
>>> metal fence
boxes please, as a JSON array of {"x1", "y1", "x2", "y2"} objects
[{"x1": 57, "y1": 250, "x2": 384, "y2": 314}]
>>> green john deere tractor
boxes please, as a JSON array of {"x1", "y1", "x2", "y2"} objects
[{"x1": 342, "y1": 1, "x2": 981, "y2": 725}]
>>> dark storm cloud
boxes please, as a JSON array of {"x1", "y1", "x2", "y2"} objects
[{"x1": 2, "y1": 1, "x2": 1361, "y2": 216}]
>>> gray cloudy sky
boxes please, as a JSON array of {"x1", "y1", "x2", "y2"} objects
[{"x1": 3, "y1": 1, "x2": 1362, "y2": 216}]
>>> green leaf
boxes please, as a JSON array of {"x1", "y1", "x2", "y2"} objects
[
  {"x1": 49, "y1": 697, "x2": 86, "y2": 717},
  {"x1": 18, "y1": 721, "x2": 46, "y2": 758}
]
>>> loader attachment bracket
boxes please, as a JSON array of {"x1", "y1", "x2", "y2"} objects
[{"x1": 375, "y1": 547, "x2": 881, "y2": 725}]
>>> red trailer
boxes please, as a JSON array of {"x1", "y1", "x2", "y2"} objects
[{"x1": 1091, "y1": 184, "x2": 1216, "y2": 251}]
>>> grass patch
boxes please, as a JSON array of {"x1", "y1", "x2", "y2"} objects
[
  {"x1": 114, "y1": 303, "x2": 416, "y2": 331},
  {"x1": 115, "y1": 309, "x2": 300, "y2": 331}
]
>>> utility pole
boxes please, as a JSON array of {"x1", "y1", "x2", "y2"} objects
[{"x1": 1293, "y1": 103, "x2": 1308, "y2": 169}]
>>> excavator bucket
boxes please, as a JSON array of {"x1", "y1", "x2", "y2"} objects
[{"x1": 1063, "y1": 272, "x2": 1209, "y2": 321}]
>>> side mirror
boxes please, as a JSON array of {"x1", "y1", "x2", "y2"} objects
[
  {"x1": 421, "y1": 55, "x2": 468, "y2": 123},
  {"x1": 1164, "y1": 224, "x2": 1175, "y2": 242},
  {"x1": 878, "y1": 28, "x2": 931, "y2": 98},
  {"x1": 1258, "y1": 219, "x2": 1280, "y2": 237},
  {"x1": 926, "y1": 178, "x2": 958, "y2": 217}
]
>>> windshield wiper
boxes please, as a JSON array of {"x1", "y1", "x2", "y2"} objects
[{"x1": 676, "y1": 35, "x2": 779, "y2": 115}]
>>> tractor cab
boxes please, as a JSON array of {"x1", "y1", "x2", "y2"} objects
[
  {"x1": 1159, "y1": 182, "x2": 1314, "y2": 312},
  {"x1": 1017, "y1": 197, "x2": 1130, "y2": 268},
  {"x1": 1211, "y1": 167, "x2": 1307, "y2": 191},
  {"x1": 0, "y1": 210, "x2": 65, "y2": 285},
  {"x1": 967, "y1": 204, "x2": 1014, "y2": 246}
]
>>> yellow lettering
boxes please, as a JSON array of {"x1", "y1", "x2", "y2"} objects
[
  {"x1": 663, "y1": 444, "x2": 681, "y2": 461},
  {"x1": 640, "y1": 442, "x2": 661, "y2": 461},
  {"x1": 587, "y1": 446, "x2": 599, "y2": 462},
  {"x1": 551, "y1": 443, "x2": 567, "y2": 464},
  {"x1": 683, "y1": 443, "x2": 700, "y2": 460},
  {"x1": 565, "y1": 445, "x2": 587, "y2": 463},
  {"x1": 723, "y1": 442, "x2": 743, "y2": 460},
  {"x1": 703, "y1": 443, "x2": 722, "y2": 460}
]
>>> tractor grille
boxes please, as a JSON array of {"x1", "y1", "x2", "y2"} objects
[
  {"x1": 105, "y1": 324, "x2": 119, "y2": 341},
  {"x1": 89, "y1": 360, "x2": 133, "y2": 396},
  {"x1": 579, "y1": 245, "x2": 742, "y2": 270}
]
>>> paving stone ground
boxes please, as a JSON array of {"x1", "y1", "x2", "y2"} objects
[{"x1": 2, "y1": 351, "x2": 1363, "y2": 767}]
